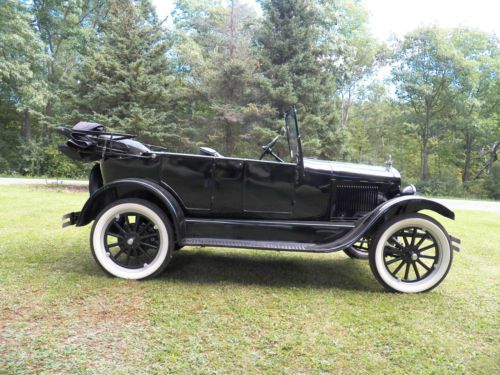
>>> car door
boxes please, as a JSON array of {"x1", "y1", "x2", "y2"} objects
[
  {"x1": 243, "y1": 159, "x2": 296, "y2": 216},
  {"x1": 160, "y1": 154, "x2": 214, "y2": 214},
  {"x1": 211, "y1": 157, "x2": 244, "y2": 215}
]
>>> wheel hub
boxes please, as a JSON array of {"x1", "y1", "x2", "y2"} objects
[
  {"x1": 399, "y1": 246, "x2": 419, "y2": 263},
  {"x1": 124, "y1": 234, "x2": 140, "y2": 250}
]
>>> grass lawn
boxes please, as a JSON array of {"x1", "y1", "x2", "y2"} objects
[{"x1": 0, "y1": 185, "x2": 498, "y2": 374}]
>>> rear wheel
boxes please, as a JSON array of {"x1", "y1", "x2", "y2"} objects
[
  {"x1": 90, "y1": 199, "x2": 173, "y2": 280},
  {"x1": 369, "y1": 213, "x2": 453, "y2": 293},
  {"x1": 343, "y1": 237, "x2": 370, "y2": 259}
]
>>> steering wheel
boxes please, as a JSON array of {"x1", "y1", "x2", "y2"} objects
[{"x1": 259, "y1": 134, "x2": 284, "y2": 162}]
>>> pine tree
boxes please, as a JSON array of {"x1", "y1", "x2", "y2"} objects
[
  {"x1": 0, "y1": 0, "x2": 47, "y2": 141},
  {"x1": 256, "y1": 0, "x2": 345, "y2": 159},
  {"x1": 172, "y1": 0, "x2": 275, "y2": 157},
  {"x1": 75, "y1": 0, "x2": 175, "y2": 144}
]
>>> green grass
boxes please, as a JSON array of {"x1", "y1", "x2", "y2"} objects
[{"x1": 0, "y1": 185, "x2": 498, "y2": 374}]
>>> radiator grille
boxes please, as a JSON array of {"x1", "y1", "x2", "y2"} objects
[{"x1": 332, "y1": 184, "x2": 379, "y2": 218}]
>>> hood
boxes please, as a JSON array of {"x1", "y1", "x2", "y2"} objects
[{"x1": 304, "y1": 158, "x2": 401, "y2": 180}]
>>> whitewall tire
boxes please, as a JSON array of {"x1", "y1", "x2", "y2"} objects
[
  {"x1": 369, "y1": 213, "x2": 453, "y2": 293},
  {"x1": 90, "y1": 199, "x2": 173, "y2": 280}
]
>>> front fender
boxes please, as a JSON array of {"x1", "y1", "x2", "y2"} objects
[
  {"x1": 367, "y1": 195, "x2": 455, "y2": 222},
  {"x1": 310, "y1": 195, "x2": 455, "y2": 252},
  {"x1": 69, "y1": 178, "x2": 186, "y2": 241}
]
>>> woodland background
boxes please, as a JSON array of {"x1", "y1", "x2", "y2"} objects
[{"x1": 0, "y1": 0, "x2": 499, "y2": 198}]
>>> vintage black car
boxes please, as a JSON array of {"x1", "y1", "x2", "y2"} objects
[{"x1": 58, "y1": 109, "x2": 460, "y2": 293}]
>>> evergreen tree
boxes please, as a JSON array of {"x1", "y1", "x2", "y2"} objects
[
  {"x1": 172, "y1": 0, "x2": 274, "y2": 157},
  {"x1": 256, "y1": 0, "x2": 345, "y2": 159},
  {"x1": 0, "y1": 0, "x2": 47, "y2": 141},
  {"x1": 75, "y1": 0, "x2": 175, "y2": 144}
]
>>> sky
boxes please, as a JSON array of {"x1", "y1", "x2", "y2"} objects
[
  {"x1": 152, "y1": 0, "x2": 500, "y2": 40},
  {"x1": 151, "y1": 0, "x2": 174, "y2": 22},
  {"x1": 363, "y1": 0, "x2": 500, "y2": 40}
]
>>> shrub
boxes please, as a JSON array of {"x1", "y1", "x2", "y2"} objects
[
  {"x1": 415, "y1": 172, "x2": 462, "y2": 197},
  {"x1": 16, "y1": 138, "x2": 89, "y2": 179},
  {"x1": 483, "y1": 164, "x2": 500, "y2": 200}
]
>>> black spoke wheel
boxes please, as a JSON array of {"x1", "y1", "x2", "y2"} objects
[
  {"x1": 382, "y1": 227, "x2": 439, "y2": 282},
  {"x1": 343, "y1": 236, "x2": 370, "y2": 259},
  {"x1": 369, "y1": 213, "x2": 453, "y2": 293},
  {"x1": 104, "y1": 212, "x2": 161, "y2": 269},
  {"x1": 90, "y1": 198, "x2": 174, "y2": 280}
]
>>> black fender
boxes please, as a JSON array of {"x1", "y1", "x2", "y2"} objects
[
  {"x1": 88, "y1": 163, "x2": 103, "y2": 195},
  {"x1": 364, "y1": 195, "x2": 455, "y2": 223},
  {"x1": 309, "y1": 195, "x2": 455, "y2": 252},
  {"x1": 73, "y1": 178, "x2": 186, "y2": 242}
]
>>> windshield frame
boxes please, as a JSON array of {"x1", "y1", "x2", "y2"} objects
[{"x1": 284, "y1": 107, "x2": 303, "y2": 167}]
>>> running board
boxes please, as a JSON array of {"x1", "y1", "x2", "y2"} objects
[
  {"x1": 181, "y1": 218, "x2": 364, "y2": 253},
  {"x1": 183, "y1": 218, "x2": 356, "y2": 250},
  {"x1": 181, "y1": 226, "x2": 464, "y2": 254},
  {"x1": 181, "y1": 237, "x2": 316, "y2": 252}
]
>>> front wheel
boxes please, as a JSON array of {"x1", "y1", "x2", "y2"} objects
[
  {"x1": 90, "y1": 199, "x2": 174, "y2": 280},
  {"x1": 369, "y1": 213, "x2": 453, "y2": 293}
]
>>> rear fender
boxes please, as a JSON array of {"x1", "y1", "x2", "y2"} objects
[
  {"x1": 88, "y1": 163, "x2": 103, "y2": 195},
  {"x1": 73, "y1": 178, "x2": 186, "y2": 242}
]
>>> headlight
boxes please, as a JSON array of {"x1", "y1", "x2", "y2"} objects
[{"x1": 401, "y1": 184, "x2": 417, "y2": 195}]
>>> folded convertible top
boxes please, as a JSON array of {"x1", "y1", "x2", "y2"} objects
[{"x1": 57, "y1": 122, "x2": 157, "y2": 162}]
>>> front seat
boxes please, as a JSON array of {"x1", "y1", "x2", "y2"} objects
[{"x1": 199, "y1": 147, "x2": 222, "y2": 157}]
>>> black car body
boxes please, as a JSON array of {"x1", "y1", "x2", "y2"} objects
[{"x1": 59, "y1": 109, "x2": 460, "y2": 292}]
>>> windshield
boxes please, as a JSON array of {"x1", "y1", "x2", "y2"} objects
[{"x1": 285, "y1": 109, "x2": 300, "y2": 163}]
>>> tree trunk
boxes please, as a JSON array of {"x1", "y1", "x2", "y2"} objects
[
  {"x1": 421, "y1": 109, "x2": 431, "y2": 180},
  {"x1": 41, "y1": 99, "x2": 53, "y2": 135},
  {"x1": 421, "y1": 138, "x2": 429, "y2": 180},
  {"x1": 224, "y1": 121, "x2": 233, "y2": 155},
  {"x1": 462, "y1": 129, "x2": 473, "y2": 183},
  {"x1": 473, "y1": 141, "x2": 499, "y2": 180},
  {"x1": 340, "y1": 87, "x2": 352, "y2": 129},
  {"x1": 486, "y1": 141, "x2": 499, "y2": 174},
  {"x1": 22, "y1": 109, "x2": 32, "y2": 141},
  {"x1": 229, "y1": 0, "x2": 235, "y2": 59}
]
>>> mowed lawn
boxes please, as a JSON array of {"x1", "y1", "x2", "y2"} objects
[{"x1": 0, "y1": 186, "x2": 498, "y2": 374}]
